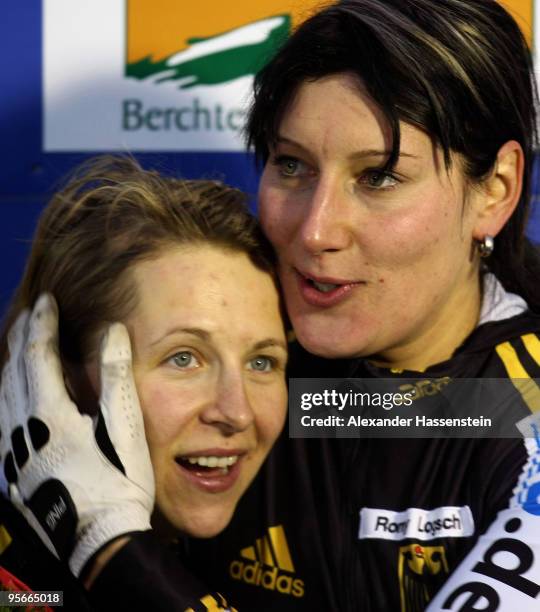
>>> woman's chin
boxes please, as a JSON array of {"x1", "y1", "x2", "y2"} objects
[
  {"x1": 178, "y1": 511, "x2": 235, "y2": 539},
  {"x1": 154, "y1": 502, "x2": 236, "y2": 539},
  {"x1": 294, "y1": 319, "x2": 371, "y2": 359}
]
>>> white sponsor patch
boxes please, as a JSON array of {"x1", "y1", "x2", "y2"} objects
[
  {"x1": 358, "y1": 506, "x2": 475, "y2": 541},
  {"x1": 426, "y1": 508, "x2": 540, "y2": 610}
]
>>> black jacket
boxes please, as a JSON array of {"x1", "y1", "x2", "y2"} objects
[
  {"x1": 187, "y1": 311, "x2": 540, "y2": 611},
  {"x1": 3, "y1": 312, "x2": 540, "y2": 611}
]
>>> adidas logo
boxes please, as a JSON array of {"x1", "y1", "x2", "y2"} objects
[{"x1": 229, "y1": 525, "x2": 305, "y2": 598}]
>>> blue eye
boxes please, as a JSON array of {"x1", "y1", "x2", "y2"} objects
[
  {"x1": 169, "y1": 351, "x2": 199, "y2": 369},
  {"x1": 248, "y1": 356, "x2": 274, "y2": 372}
]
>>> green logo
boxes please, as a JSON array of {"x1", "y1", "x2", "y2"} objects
[{"x1": 127, "y1": 15, "x2": 290, "y2": 89}]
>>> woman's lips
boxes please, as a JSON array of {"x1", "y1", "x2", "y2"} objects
[
  {"x1": 174, "y1": 451, "x2": 244, "y2": 494},
  {"x1": 295, "y1": 269, "x2": 363, "y2": 308}
]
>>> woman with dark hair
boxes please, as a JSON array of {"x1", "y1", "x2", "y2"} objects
[
  {"x1": 187, "y1": 1, "x2": 540, "y2": 610},
  {"x1": 2, "y1": 1, "x2": 540, "y2": 610}
]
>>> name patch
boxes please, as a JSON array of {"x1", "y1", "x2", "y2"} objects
[{"x1": 359, "y1": 506, "x2": 474, "y2": 541}]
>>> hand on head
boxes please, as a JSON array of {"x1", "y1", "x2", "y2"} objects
[{"x1": 0, "y1": 293, "x2": 154, "y2": 578}]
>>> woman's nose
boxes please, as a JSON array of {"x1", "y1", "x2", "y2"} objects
[
  {"x1": 299, "y1": 179, "x2": 353, "y2": 255},
  {"x1": 199, "y1": 371, "x2": 254, "y2": 434}
]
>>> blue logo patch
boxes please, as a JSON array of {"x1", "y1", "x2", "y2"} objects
[{"x1": 518, "y1": 423, "x2": 540, "y2": 516}]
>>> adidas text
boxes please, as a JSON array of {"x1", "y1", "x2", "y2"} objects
[{"x1": 229, "y1": 561, "x2": 305, "y2": 598}]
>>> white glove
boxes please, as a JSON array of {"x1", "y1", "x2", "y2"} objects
[{"x1": 0, "y1": 293, "x2": 155, "y2": 577}]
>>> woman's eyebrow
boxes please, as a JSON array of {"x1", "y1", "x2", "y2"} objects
[
  {"x1": 149, "y1": 327, "x2": 211, "y2": 347},
  {"x1": 349, "y1": 149, "x2": 419, "y2": 161},
  {"x1": 149, "y1": 331, "x2": 287, "y2": 353},
  {"x1": 274, "y1": 136, "x2": 418, "y2": 161},
  {"x1": 273, "y1": 135, "x2": 310, "y2": 153},
  {"x1": 252, "y1": 338, "x2": 288, "y2": 352}
]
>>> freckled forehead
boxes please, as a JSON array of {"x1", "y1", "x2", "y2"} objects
[
  {"x1": 129, "y1": 245, "x2": 282, "y2": 333},
  {"x1": 135, "y1": 247, "x2": 264, "y2": 294}
]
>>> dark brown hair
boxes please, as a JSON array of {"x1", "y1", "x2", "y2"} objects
[{"x1": 247, "y1": 0, "x2": 540, "y2": 308}]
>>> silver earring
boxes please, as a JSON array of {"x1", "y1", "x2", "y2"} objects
[{"x1": 478, "y1": 235, "x2": 494, "y2": 258}]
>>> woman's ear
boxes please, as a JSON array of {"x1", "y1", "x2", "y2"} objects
[{"x1": 472, "y1": 140, "x2": 524, "y2": 240}]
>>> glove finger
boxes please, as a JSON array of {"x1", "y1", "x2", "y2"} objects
[
  {"x1": 0, "y1": 393, "x2": 10, "y2": 493},
  {"x1": 24, "y1": 294, "x2": 74, "y2": 420},
  {"x1": 1, "y1": 310, "x2": 30, "y2": 430},
  {"x1": 0, "y1": 311, "x2": 30, "y2": 488},
  {"x1": 0, "y1": 372, "x2": 12, "y2": 459},
  {"x1": 99, "y1": 323, "x2": 149, "y2": 476}
]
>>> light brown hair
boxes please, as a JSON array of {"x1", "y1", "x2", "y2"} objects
[{"x1": 0, "y1": 155, "x2": 276, "y2": 365}]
